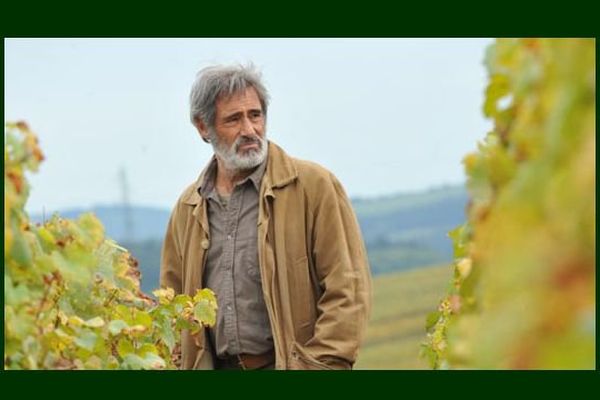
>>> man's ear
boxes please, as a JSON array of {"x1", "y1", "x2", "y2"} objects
[{"x1": 193, "y1": 117, "x2": 210, "y2": 143}]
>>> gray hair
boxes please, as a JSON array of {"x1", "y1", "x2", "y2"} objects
[{"x1": 189, "y1": 63, "x2": 270, "y2": 129}]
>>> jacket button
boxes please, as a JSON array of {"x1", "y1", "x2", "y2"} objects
[{"x1": 201, "y1": 239, "x2": 210, "y2": 249}]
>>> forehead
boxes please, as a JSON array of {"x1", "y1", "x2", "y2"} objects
[{"x1": 215, "y1": 86, "x2": 262, "y2": 115}]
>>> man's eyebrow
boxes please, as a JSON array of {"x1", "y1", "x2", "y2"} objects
[
  {"x1": 222, "y1": 109, "x2": 262, "y2": 120},
  {"x1": 222, "y1": 111, "x2": 243, "y2": 120}
]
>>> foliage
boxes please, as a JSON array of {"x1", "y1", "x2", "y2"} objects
[
  {"x1": 4, "y1": 122, "x2": 217, "y2": 369},
  {"x1": 422, "y1": 38, "x2": 595, "y2": 369}
]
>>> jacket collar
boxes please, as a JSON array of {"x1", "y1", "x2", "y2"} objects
[{"x1": 182, "y1": 140, "x2": 297, "y2": 206}]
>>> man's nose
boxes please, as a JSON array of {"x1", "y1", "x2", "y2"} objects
[{"x1": 240, "y1": 115, "x2": 255, "y2": 135}]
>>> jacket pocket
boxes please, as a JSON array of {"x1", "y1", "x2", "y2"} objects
[
  {"x1": 289, "y1": 255, "x2": 316, "y2": 342},
  {"x1": 288, "y1": 342, "x2": 334, "y2": 370}
]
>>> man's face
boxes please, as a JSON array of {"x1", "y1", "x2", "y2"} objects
[{"x1": 208, "y1": 86, "x2": 267, "y2": 172}]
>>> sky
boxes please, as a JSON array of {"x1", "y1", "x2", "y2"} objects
[{"x1": 5, "y1": 38, "x2": 494, "y2": 215}]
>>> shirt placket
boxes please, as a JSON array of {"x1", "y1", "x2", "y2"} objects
[{"x1": 222, "y1": 186, "x2": 244, "y2": 354}]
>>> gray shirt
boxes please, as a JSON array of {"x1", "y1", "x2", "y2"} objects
[{"x1": 199, "y1": 156, "x2": 273, "y2": 357}]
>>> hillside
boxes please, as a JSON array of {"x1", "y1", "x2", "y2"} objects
[{"x1": 354, "y1": 185, "x2": 467, "y2": 274}]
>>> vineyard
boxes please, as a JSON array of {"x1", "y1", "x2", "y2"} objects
[
  {"x1": 4, "y1": 122, "x2": 217, "y2": 369},
  {"x1": 423, "y1": 38, "x2": 595, "y2": 369}
]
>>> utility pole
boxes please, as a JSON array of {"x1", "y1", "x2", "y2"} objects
[{"x1": 118, "y1": 166, "x2": 135, "y2": 242}]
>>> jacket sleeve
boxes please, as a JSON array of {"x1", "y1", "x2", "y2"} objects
[
  {"x1": 160, "y1": 202, "x2": 183, "y2": 294},
  {"x1": 304, "y1": 172, "x2": 372, "y2": 369}
]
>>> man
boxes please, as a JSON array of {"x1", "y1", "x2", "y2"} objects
[{"x1": 160, "y1": 64, "x2": 371, "y2": 370}]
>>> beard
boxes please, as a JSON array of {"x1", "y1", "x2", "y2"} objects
[{"x1": 209, "y1": 129, "x2": 268, "y2": 172}]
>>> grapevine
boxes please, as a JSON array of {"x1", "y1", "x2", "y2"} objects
[
  {"x1": 422, "y1": 38, "x2": 595, "y2": 369},
  {"x1": 5, "y1": 122, "x2": 217, "y2": 369}
]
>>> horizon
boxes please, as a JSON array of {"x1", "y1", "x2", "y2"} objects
[{"x1": 28, "y1": 181, "x2": 468, "y2": 216}]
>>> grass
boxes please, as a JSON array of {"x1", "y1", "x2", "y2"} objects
[{"x1": 354, "y1": 263, "x2": 453, "y2": 370}]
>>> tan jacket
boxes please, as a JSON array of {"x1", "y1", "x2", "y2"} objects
[{"x1": 160, "y1": 141, "x2": 372, "y2": 370}]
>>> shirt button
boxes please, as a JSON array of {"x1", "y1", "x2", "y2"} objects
[
  {"x1": 201, "y1": 239, "x2": 210, "y2": 249},
  {"x1": 227, "y1": 235, "x2": 232, "y2": 240},
  {"x1": 226, "y1": 305, "x2": 232, "y2": 311}
]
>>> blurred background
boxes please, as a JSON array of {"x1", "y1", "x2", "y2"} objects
[{"x1": 5, "y1": 38, "x2": 494, "y2": 368}]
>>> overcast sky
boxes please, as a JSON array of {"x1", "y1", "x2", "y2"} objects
[{"x1": 5, "y1": 38, "x2": 494, "y2": 214}]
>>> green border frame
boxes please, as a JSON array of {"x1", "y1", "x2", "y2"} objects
[{"x1": 2, "y1": 0, "x2": 598, "y2": 397}]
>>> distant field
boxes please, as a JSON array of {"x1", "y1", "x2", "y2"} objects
[{"x1": 354, "y1": 263, "x2": 453, "y2": 370}]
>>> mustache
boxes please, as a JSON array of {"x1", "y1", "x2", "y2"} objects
[{"x1": 234, "y1": 135, "x2": 263, "y2": 150}]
